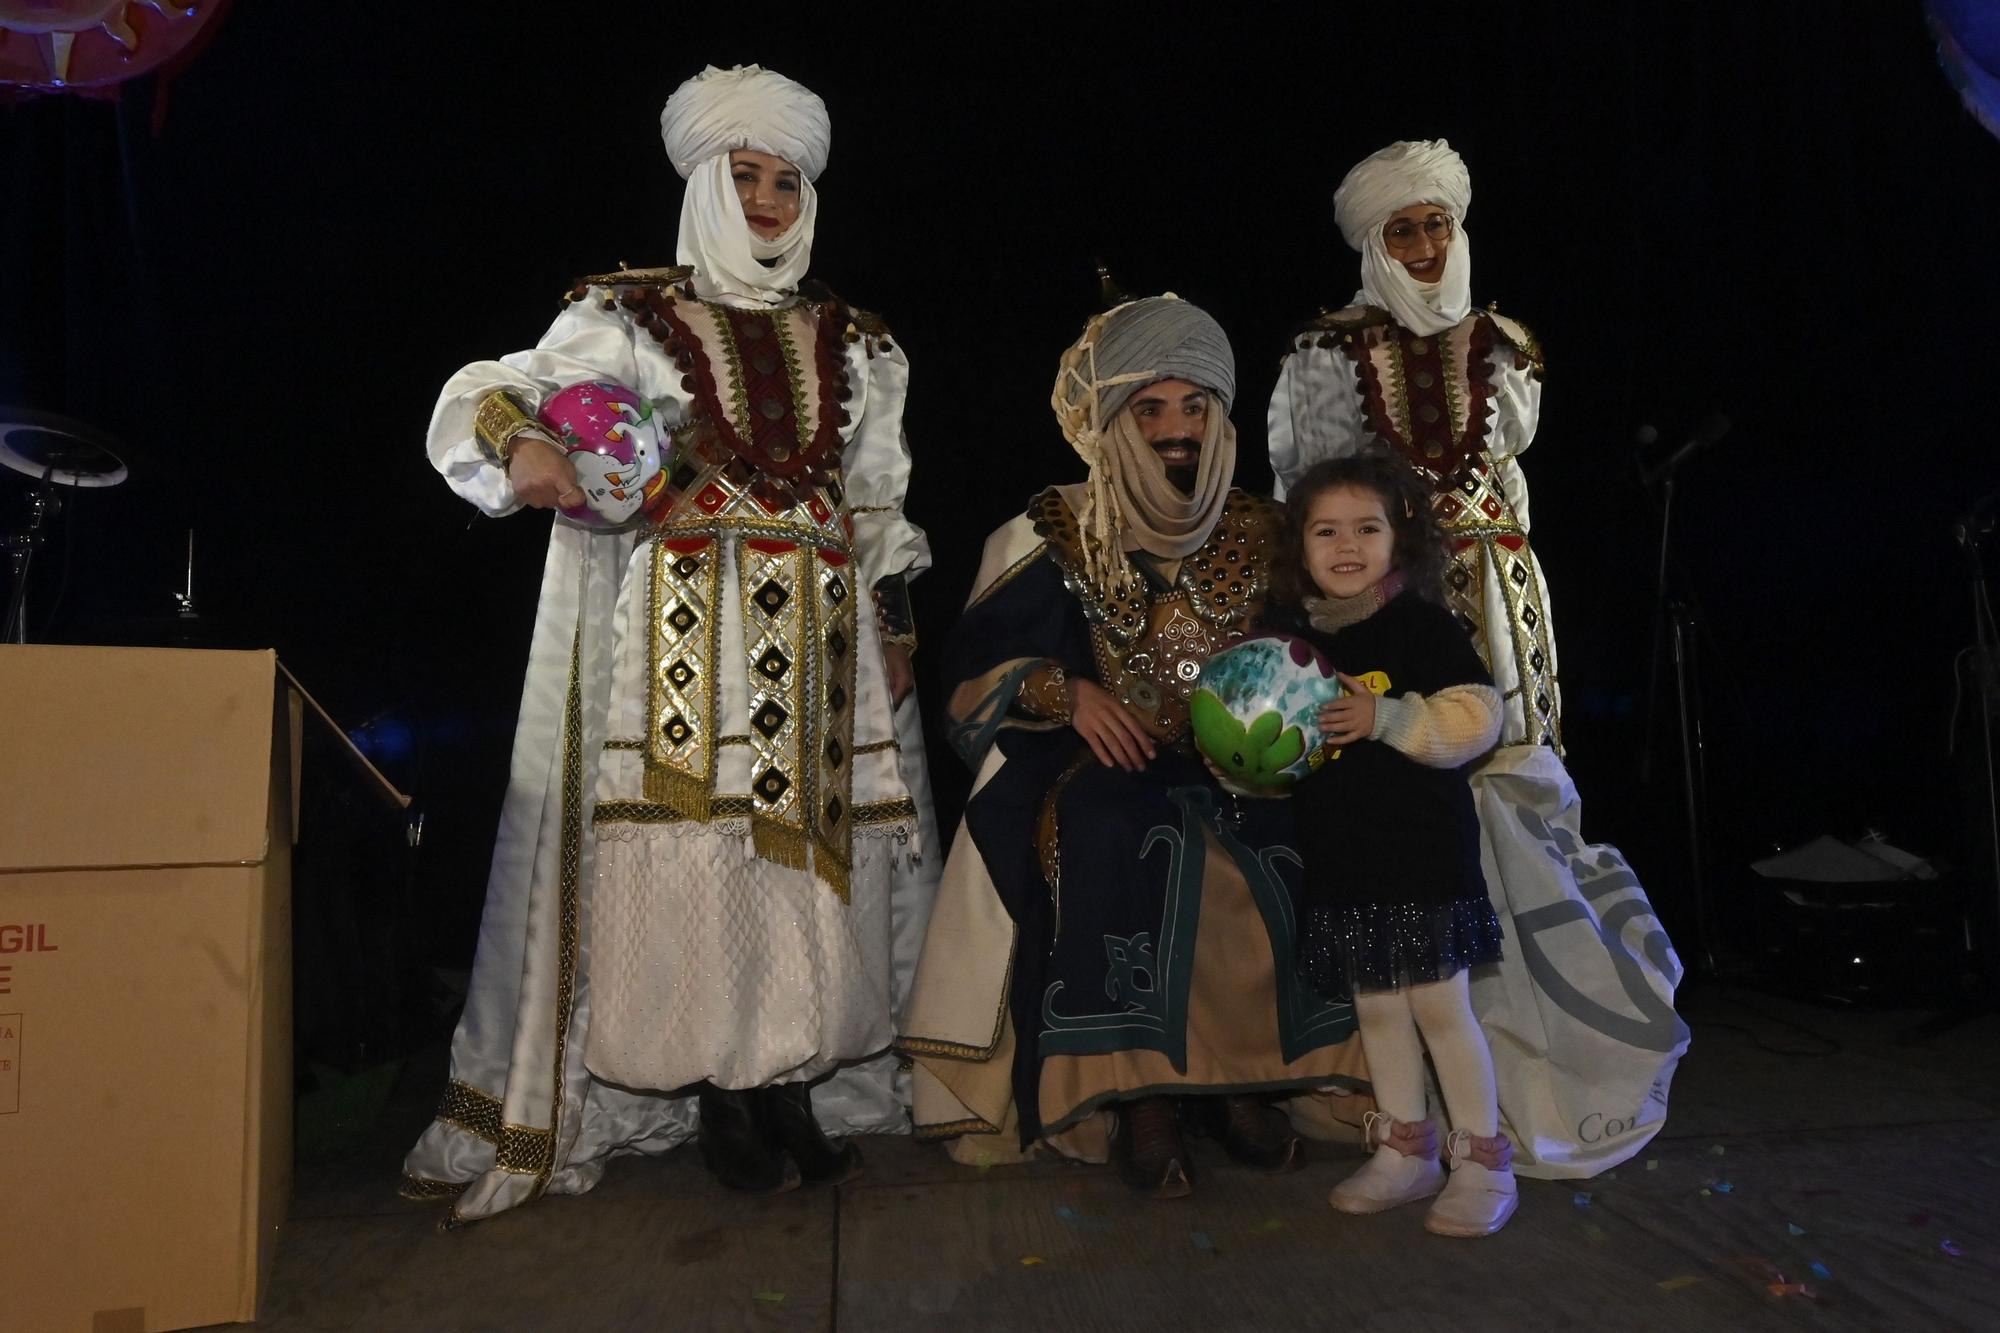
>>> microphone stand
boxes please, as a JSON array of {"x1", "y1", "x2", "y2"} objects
[
  {"x1": 1956, "y1": 502, "x2": 2000, "y2": 980},
  {"x1": 171, "y1": 528, "x2": 203, "y2": 647},
  {"x1": 1639, "y1": 447, "x2": 1717, "y2": 975},
  {"x1": 1903, "y1": 505, "x2": 2000, "y2": 1040},
  {"x1": 3, "y1": 462, "x2": 60, "y2": 644}
]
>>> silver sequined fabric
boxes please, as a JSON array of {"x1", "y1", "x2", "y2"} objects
[{"x1": 1297, "y1": 896, "x2": 1504, "y2": 999}]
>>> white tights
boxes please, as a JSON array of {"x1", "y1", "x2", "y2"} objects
[{"x1": 1353, "y1": 970, "x2": 1498, "y2": 1137}]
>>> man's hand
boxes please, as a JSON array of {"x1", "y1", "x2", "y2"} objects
[
  {"x1": 1070, "y1": 678, "x2": 1156, "y2": 772},
  {"x1": 1316, "y1": 671, "x2": 1378, "y2": 748},
  {"x1": 882, "y1": 643, "x2": 914, "y2": 706},
  {"x1": 508, "y1": 436, "x2": 583, "y2": 510}
]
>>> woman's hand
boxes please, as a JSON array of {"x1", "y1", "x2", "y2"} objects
[
  {"x1": 1317, "y1": 671, "x2": 1378, "y2": 748},
  {"x1": 1070, "y1": 678, "x2": 1156, "y2": 772},
  {"x1": 882, "y1": 643, "x2": 914, "y2": 706},
  {"x1": 508, "y1": 436, "x2": 582, "y2": 510}
]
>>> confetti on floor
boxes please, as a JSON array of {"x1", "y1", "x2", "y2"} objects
[
  {"x1": 1573, "y1": 1191, "x2": 1591, "y2": 1207},
  {"x1": 1019, "y1": 1256, "x2": 1044, "y2": 1267},
  {"x1": 1646, "y1": 1159, "x2": 1660, "y2": 1171},
  {"x1": 1582, "y1": 1223, "x2": 1608, "y2": 1243},
  {"x1": 1254, "y1": 1218, "x2": 1286, "y2": 1234},
  {"x1": 1054, "y1": 1204, "x2": 1112, "y2": 1232},
  {"x1": 1768, "y1": 1282, "x2": 1814, "y2": 1299},
  {"x1": 753, "y1": 1291, "x2": 786, "y2": 1305},
  {"x1": 1699, "y1": 1188, "x2": 1712, "y2": 1198},
  {"x1": 1730, "y1": 1256, "x2": 1782, "y2": 1280},
  {"x1": 1788, "y1": 1223, "x2": 1807, "y2": 1236},
  {"x1": 1810, "y1": 1261, "x2": 1831, "y2": 1280},
  {"x1": 1711, "y1": 1181, "x2": 1734, "y2": 1194},
  {"x1": 1657, "y1": 1275, "x2": 1702, "y2": 1292},
  {"x1": 1942, "y1": 1239, "x2": 1965, "y2": 1257},
  {"x1": 1709, "y1": 1144, "x2": 1727, "y2": 1156},
  {"x1": 1191, "y1": 1231, "x2": 1216, "y2": 1253}
]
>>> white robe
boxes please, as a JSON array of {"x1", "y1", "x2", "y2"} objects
[{"x1": 402, "y1": 285, "x2": 941, "y2": 1222}]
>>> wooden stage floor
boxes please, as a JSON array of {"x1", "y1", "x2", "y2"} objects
[{"x1": 236, "y1": 982, "x2": 2000, "y2": 1331}]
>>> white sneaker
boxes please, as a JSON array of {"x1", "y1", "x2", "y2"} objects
[
  {"x1": 1328, "y1": 1114, "x2": 1445, "y2": 1215},
  {"x1": 1425, "y1": 1131, "x2": 1519, "y2": 1237},
  {"x1": 1330, "y1": 1144, "x2": 1447, "y2": 1214}
]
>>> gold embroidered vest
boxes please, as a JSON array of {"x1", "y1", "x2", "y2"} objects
[{"x1": 580, "y1": 273, "x2": 875, "y2": 898}]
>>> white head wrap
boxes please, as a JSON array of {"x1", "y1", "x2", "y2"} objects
[
  {"x1": 660, "y1": 65, "x2": 830, "y2": 307},
  {"x1": 1332, "y1": 139, "x2": 1473, "y2": 337}
]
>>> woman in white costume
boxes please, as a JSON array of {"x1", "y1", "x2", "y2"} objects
[
  {"x1": 1268, "y1": 140, "x2": 1688, "y2": 1180},
  {"x1": 402, "y1": 64, "x2": 939, "y2": 1220}
]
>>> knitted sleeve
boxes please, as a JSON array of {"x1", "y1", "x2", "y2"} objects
[{"x1": 1368, "y1": 684, "x2": 1503, "y2": 769}]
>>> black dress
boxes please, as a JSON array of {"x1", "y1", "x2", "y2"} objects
[{"x1": 1286, "y1": 593, "x2": 1504, "y2": 998}]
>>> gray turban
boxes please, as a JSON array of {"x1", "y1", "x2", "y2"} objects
[
  {"x1": 1050, "y1": 294, "x2": 1239, "y2": 595},
  {"x1": 659, "y1": 64, "x2": 831, "y2": 180},
  {"x1": 1091, "y1": 297, "x2": 1237, "y2": 421}
]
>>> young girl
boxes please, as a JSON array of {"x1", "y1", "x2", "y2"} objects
[{"x1": 1273, "y1": 453, "x2": 1516, "y2": 1237}]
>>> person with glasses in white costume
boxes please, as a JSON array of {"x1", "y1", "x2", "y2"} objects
[
  {"x1": 403, "y1": 64, "x2": 940, "y2": 1222},
  {"x1": 1268, "y1": 139, "x2": 1688, "y2": 1195}
]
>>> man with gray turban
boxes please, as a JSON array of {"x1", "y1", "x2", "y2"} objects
[
  {"x1": 1268, "y1": 140, "x2": 1687, "y2": 1222},
  {"x1": 403, "y1": 64, "x2": 941, "y2": 1221},
  {"x1": 898, "y1": 297, "x2": 1372, "y2": 1198}
]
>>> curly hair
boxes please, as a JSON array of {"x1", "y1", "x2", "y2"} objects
[{"x1": 1272, "y1": 451, "x2": 1451, "y2": 612}]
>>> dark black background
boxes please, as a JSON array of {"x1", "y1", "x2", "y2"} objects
[{"x1": 5, "y1": 3, "x2": 1996, "y2": 970}]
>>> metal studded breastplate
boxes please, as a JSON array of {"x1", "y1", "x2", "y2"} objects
[{"x1": 1028, "y1": 487, "x2": 1281, "y2": 743}]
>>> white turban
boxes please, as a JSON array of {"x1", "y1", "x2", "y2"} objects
[
  {"x1": 1332, "y1": 139, "x2": 1473, "y2": 338},
  {"x1": 659, "y1": 64, "x2": 830, "y2": 181},
  {"x1": 660, "y1": 65, "x2": 831, "y2": 307}
]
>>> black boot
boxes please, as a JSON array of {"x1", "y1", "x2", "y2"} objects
[
  {"x1": 696, "y1": 1082, "x2": 800, "y2": 1195},
  {"x1": 1111, "y1": 1095, "x2": 1194, "y2": 1198},
  {"x1": 1190, "y1": 1093, "x2": 1304, "y2": 1173},
  {"x1": 761, "y1": 1082, "x2": 863, "y2": 1186}
]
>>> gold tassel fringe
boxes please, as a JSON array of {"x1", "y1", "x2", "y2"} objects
[{"x1": 643, "y1": 763, "x2": 712, "y2": 822}]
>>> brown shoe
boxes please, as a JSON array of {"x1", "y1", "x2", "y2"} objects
[
  {"x1": 1210, "y1": 1094, "x2": 1305, "y2": 1173},
  {"x1": 1112, "y1": 1095, "x2": 1193, "y2": 1199}
]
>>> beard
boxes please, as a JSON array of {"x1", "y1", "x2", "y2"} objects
[{"x1": 1152, "y1": 438, "x2": 1201, "y2": 496}]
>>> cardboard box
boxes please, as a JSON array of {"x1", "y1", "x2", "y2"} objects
[{"x1": 0, "y1": 646, "x2": 293, "y2": 1332}]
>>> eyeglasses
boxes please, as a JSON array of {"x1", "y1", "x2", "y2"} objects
[{"x1": 1382, "y1": 213, "x2": 1454, "y2": 249}]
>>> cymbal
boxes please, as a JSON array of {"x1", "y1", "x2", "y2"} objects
[{"x1": 0, "y1": 407, "x2": 129, "y2": 487}]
